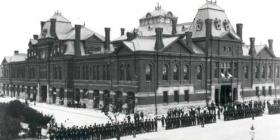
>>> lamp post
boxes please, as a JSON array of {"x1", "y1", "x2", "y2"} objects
[{"x1": 249, "y1": 124, "x2": 255, "y2": 140}]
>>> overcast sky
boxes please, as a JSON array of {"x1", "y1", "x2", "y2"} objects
[{"x1": 0, "y1": 0, "x2": 279, "y2": 58}]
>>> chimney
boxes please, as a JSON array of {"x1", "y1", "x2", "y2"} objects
[
  {"x1": 74, "y1": 25, "x2": 81, "y2": 56},
  {"x1": 50, "y1": 18, "x2": 56, "y2": 37},
  {"x1": 185, "y1": 31, "x2": 192, "y2": 47},
  {"x1": 14, "y1": 50, "x2": 19, "y2": 55},
  {"x1": 105, "y1": 28, "x2": 110, "y2": 51},
  {"x1": 205, "y1": 19, "x2": 213, "y2": 38},
  {"x1": 171, "y1": 18, "x2": 177, "y2": 35},
  {"x1": 236, "y1": 23, "x2": 243, "y2": 40},
  {"x1": 249, "y1": 37, "x2": 256, "y2": 56},
  {"x1": 121, "y1": 28, "x2": 125, "y2": 36},
  {"x1": 268, "y1": 39, "x2": 273, "y2": 50},
  {"x1": 40, "y1": 21, "x2": 45, "y2": 31},
  {"x1": 33, "y1": 34, "x2": 39, "y2": 40},
  {"x1": 154, "y1": 28, "x2": 164, "y2": 51}
]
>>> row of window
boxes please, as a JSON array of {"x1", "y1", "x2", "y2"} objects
[
  {"x1": 255, "y1": 86, "x2": 273, "y2": 97},
  {"x1": 163, "y1": 90, "x2": 190, "y2": 103},
  {"x1": 243, "y1": 65, "x2": 280, "y2": 79},
  {"x1": 145, "y1": 64, "x2": 202, "y2": 81}
]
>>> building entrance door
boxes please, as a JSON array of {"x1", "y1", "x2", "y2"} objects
[
  {"x1": 41, "y1": 86, "x2": 47, "y2": 102},
  {"x1": 220, "y1": 85, "x2": 232, "y2": 105}
]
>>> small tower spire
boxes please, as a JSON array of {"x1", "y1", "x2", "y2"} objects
[{"x1": 155, "y1": 2, "x2": 161, "y2": 10}]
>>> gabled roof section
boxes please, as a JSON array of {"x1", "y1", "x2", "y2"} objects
[
  {"x1": 39, "y1": 12, "x2": 104, "y2": 42},
  {"x1": 48, "y1": 11, "x2": 71, "y2": 23},
  {"x1": 58, "y1": 26, "x2": 105, "y2": 41},
  {"x1": 3, "y1": 54, "x2": 27, "y2": 63},
  {"x1": 122, "y1": 36, "x2": 178, "y2": 52},
  {"x1": 242, "y1": 44, "x2": 275, "y2": 57}
]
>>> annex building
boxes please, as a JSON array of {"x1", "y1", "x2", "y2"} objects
[{"x1": 1, "y1": 1, "x2": 280, "y2": 113}]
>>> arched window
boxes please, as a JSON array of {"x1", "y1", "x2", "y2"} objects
[
  {"x1": 120, "y1": 64, "x2": 125, "y2": 80},
  {"x1": 126, "y1": 64, "x2": 131, "y2": 81},
  {"x1": 183, "y1": 65, "x2": 189, "y2": 80},
  {"x1": 173, "y1": 65, "x2": 179, "y2": 80},
  {"x1": 197, "y1": 65, "x2": 202, "y2": 80},
  {"x1": 92, "y1": 66, "x2": 96, "y2": 80},
  {"x1": 268, "y1": 65, "x2": 272, "y2": 78},
  {"x1": 145, "y1": 64, "x2": 152, "y2": 81},
  {"x1": 85, "y1": 65, "x2": 89, "y2": 80},
  {"x1": 103, "y1": 65, "x2": 106, "y2": 80},
  {"x1": 262, "y1": 65, "x2": 266, "y2": 78},
  {"x1": 162, "y1": 64, "x2": 168, "y2": 80},
  {"x1": 106, "y1": 64, "x2": 110, "y2": 80},
  {"x1": 255, "y1": 66, "x2": 259, "y2": 78},
  {"x1": 96, "y1": 65, "x2": 100, "y2": 80},
  {"x1": 244, "y1": 66, "x2": 249, "y2": 79}
]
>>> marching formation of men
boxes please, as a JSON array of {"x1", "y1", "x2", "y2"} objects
[
  {"x1": 165, "y1": 107, "x2": 216, "y2": 130},
  {"x1": 47, "y1": 99, "x2": 280, "y2": 140},
  {"x1": 49, "y1": 118, "x2": 157, "y2": 140},
  {"x1": 223, "y1": 101, "x2": 264, "y2": 121},
  {"x1": 268, "y1": 99, "x2": 280, "y2": 114}
]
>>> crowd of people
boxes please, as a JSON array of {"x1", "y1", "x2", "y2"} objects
[
  {"x1": 223, "y1": 101, "x2": 264, "y2": 121},
  {"x1": 164, "y1": 106, "x2": 216, "y2": 130},
  {"x1": 268, "y1": 99, "x2": 280, "y2": 114}
]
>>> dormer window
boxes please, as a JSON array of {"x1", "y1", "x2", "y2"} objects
[
  {"x1": 146, "y1": 13, "x2": 152, "y2": 18},
  {"x1": 214, "y1": 18, "x2": 221, "y2": 30},
  {"x1": 196, "y1": 19, "x2": 203, "y2": 31},
  {"x1": 223, "y1": 19, "x2": 230, "y2": 31},
  {"x1": 167, "y1": 11, "x2": 173, "y2": 17},
  {"x1": 41, "y1": 29, "x2": 47, "y2": 38}
]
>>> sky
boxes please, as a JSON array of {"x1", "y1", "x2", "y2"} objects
[{"x1": 0, "y1": 0, "x2": 280, "y2": 58}]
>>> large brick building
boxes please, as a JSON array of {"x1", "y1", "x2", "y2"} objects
[{"x1": 1, "y1": 1, "x2": 280, "y2": 113}]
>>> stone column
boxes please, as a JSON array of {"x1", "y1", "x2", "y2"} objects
[
  {"x1": 99, "y1": 90, "x2": 104, "y2": 108},
  {"x1": 87, "y1": 90, "x2": 94, "y2": 108},
  {"x1": 46, "y1": 84, "x2": 51, "y2": 104},
  {"x1": 211, "y1": 85, "x2": 215, "y2": 103},
  {"x1": 56, "y1": 88, "x2": 60, "y2": 105}
]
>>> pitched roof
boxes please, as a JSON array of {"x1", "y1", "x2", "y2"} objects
[
  {"x1": 123, "y1": 36, "x2": 178, "y2": 51},
  {"x1": 58, "y1": 26, "x2": 105, "y2": 41},
  {"x1": 3, "y1": 54, "x2": 27, "y2": 63},
  {"x1": 39, "y1": 12, "x2": 104, "y2": 41},
  {"x1": 189, "y1": 1, "x2": 240, "y2": 39}
]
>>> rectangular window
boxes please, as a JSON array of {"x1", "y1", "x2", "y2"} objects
[
  {"x1": 269, "y1": 86, "x2": 272, "y2": 96},
  {"x1": 262, "y1": 86, "x2": 266, "y2": 96},
  {"x1": 214, "y1": 62, "x2": 219, "y2": 78},
  {"x1": 163, "y1": 91, "x2": 168, "y2": 103},
  {"x1": 184, "y1": 90, "x2": 189, "y2": 102},
  {"x1": 174, "y1": 90, "x2": 179, "y2": 102},
  {"x1": 256, "y1": 87, "x2": 259, "y2": 97},
  {"x1": 234, "y1": 62, "x2": 238, "y2": 78}
]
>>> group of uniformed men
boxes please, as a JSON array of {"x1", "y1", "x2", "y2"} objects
[
  {"x1": 223, "y1": 101, "x2": 264, "y2": 121},
  {"x1": 164, "y1": 106, "x2": 216, "y2": 130},
  {"x1": 268, "y1": 99, "x2": 280, "y2": 114},
  {"x1": 49, "y1": 118, "x2": 158, "y2": 140}
]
